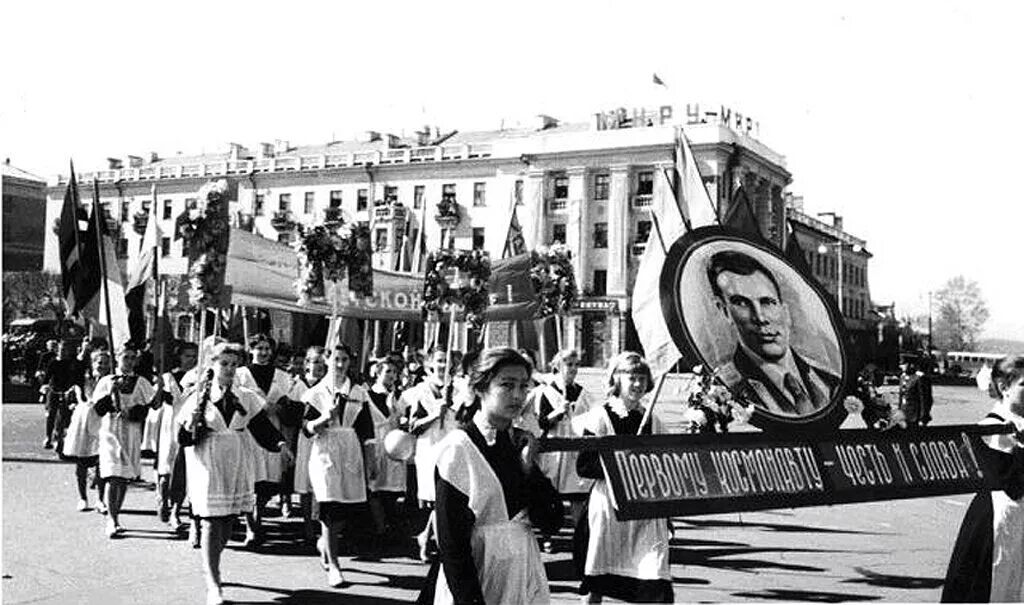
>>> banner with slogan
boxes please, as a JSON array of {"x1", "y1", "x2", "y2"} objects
[{"x1": 540, "y1": 424, "x2": 1009, "y2": 521}]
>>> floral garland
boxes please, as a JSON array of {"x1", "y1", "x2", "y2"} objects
[
  {"x1": 530, "y1": 244, "x2": 578, "y2": 318},
  {"x1": 422, "y1": 249, "x2": 491, "y2": 329},
  {"x1": 294, "y1": 222, "x2": 373, "y2": 305},
  {"x1": 179, "y1": 179, "x2": 231, "y2": 307},
  {"x1": 435, "y1": 197, "x2": 460, "y2": 224},
  {"x1": 683, "y1": 365, "x2": 754, "y2": 433}
]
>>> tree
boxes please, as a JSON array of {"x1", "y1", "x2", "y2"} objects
[
  {"x1": 2, "y1": 272, "x2": 66, "y2": 329},
  {"x1": 933, "y1": 276, "x2": 989, "y2": 352}
]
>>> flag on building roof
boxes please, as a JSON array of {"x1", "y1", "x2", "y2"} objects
[
  {"x1": 652, "y1": 73, "x2": 667, "y2": 88},
  {"x1": 631, "y1": 127, "x2": 716, "y2": 375},
  {"x1": 57, "y1": 165, "x2": 100, "y2": 315}
]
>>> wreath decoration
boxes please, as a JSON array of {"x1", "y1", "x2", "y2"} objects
[
  {"x1": 422, "y1": 249, "x2": 491, "y2": 329},
  {"x1": 294, "y1": 222, "x2": 373, "y2": 305},
  {"x1": 435, "y1": 197, "x2": 461, "y2": 224},
  {"x1": 178, "y1": 179, "x2": 232, "y2": 307},
  {"x1": 530, "y1": 244, "x2": 578, "y2": 317}
]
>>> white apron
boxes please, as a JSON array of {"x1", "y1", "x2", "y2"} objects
[
  {"x1": 303, "y1": 378, "x2": 368, "y2": 504},
  {"x1": 433, "y1": 429, "x2": 550, "y2": 605},
  {"x1": 367, "y1": 388, "x2": 407, "y2": 493},
  {"x1": 236, "y1": 365, "x2": 292, "y2": 484},
  {"x1": 96, "y1": 374, "x2": 155, "y2": 479},
  {"x1": 531, "y1": 383, "x2": 594, "y2": 495},
  {"x1": 403, "y1": 382, "x2": 455, "y2": 502},
  {"x1": 179, "y1": 383, "x2": 265, "y2": 517},
  {"x1": 62, "y1": 381, "x2": 102, "y2": 459},
  {"x1": 580, "y1": 404, "x2": 670, "y2": 581},
  {"x1": 286, "y1": 377, "x2": 313, "y2": 494},
  {"x1": 155, "y1": 371, "x2": 189, "y2": 475}
]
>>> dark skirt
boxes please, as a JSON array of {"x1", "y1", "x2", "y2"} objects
[
  {"x1": 318, "y1": 501, "x2": 365, "y2": 523},
  {"x1": 941, "y1": 490, "x2": 993, "y2": 602},
  {"x1": 580, "y1": 575, "x2": 674, "y2": 603}
]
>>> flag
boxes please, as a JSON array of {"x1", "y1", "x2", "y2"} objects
[
  {"x1": 57, "y1": 166, "x2": 100, "y2": 315},
  {"x1": 652, "y1": 73, "x2": 667, "y2": 88},
  {"x1": 721, "y1": 186, "x2": 764, "y2": 240},
  {"x1": 82, "y1": 195, "x2": 131, "y2": 350},
  {"x1": 630, "y1": 127, "x2": 716, "y2": 374},
  {"x1": 502, "y1": 205, "x2": 527, "y2": 258},
  {"x1": 125, "y1": 187, "x2": 162, "y2": 344},
  {"x1": 783, "y1": 219, "x2": 813, "y2": 275}
]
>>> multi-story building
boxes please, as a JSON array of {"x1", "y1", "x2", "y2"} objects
[
  {"x1": 44, "y1": 103, "x2": 794, "y2": 367},
  {"x1": 785, "y1": 193, "x2": 876, "y2": 371},
  {"x1": 3, "y1": 159, "x2": 47, "y2": 272}
]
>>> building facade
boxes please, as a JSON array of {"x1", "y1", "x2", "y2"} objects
[
  {"x1": 3, "y1": 160, "x2": 47, "y2": 272},
  {"x1": 44, "y1": 104, "x2": 798, "y2": 367}
]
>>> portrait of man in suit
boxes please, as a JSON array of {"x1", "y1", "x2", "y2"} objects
[{"x1": 706, "y1": 250, "x2": 841, "y2": 417}]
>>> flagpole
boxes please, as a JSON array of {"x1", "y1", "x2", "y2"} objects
[
  {"x1": 92, "y1": 179, "x2": 117, "y2": 351},
  {"x1": 149, "y1": 184, "x2": 163, "y2": 371},
  {"x1": 637, "y1": 372, "x2": 669, "y2": 436}
]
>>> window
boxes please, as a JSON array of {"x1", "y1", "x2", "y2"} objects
[
  {"x1": 375, "y1": 228, "x2": 388, "y2": 251},
  {"x1": 329, "y1": 190, "x2": 342, "y2": 208},
  {"x1": 552, "y1": 223, "x2": 566, "y2": 244},
  {"x1": 357, "y1": 189, "x2": 368, "y2": 211},
  {"x1": 120, "y1": 200, "x2": 130, "y2": 221},
  {"x1": 472, "y1": 227, "x2": 485, "y2": 250},
  {"x1": 141, "y1": 200, "x2": 151, "y2": 213},
  {"x1": 636, "y1": 171, "x2": 654, "y2": 195},
  {"x1": 473, "y1": 182, "x2": 486, "y2": 207},
  {"x1": 254, "y1": 194, "x2": 265, "y2": 216},
  {"x1": 592, "y1": 270, "x2": 607, "y2": 296},
  {"x1": 414, "y1": 185, "x2": 425, "y2": 209},
  {"x1": 593, "y1": 222, "x2": 608, "y2": 248},
  {"x1": 514, "y1": 179, "x2": 523, "y2": 205},
  {"x1": 593, "y1": 174, "x2": 609, "y2": 200},
  {"x1": 440, "y1": 227, "x2": 453, "y2": 246},
  {"x1": 304, "y1": 192, "x2": 315, "y2": 214},
  {"x1": 384, "y1": 185, "x2": 398, "y2": 202},
  {"x1": 279, "y1": 193, "x2": 291, "y2": 212},
  {"x1": 161, "y1": 237, "x2": 171, "y2": 258},
  {"x1": 636, "y1": 220, "x2": 652, "y2": 243},
  {"x1": 117, "y1": 237, "x2": 128, "y2": 257},
  {"x1": 553, "y1": 176, "x2": 569, "y2": 199},
  {"x1": 442, "y1": 183, "x2": 456, "y2": 201},
  {"x1": 162, "y1": 199, "x2": 173, "y2": 220}
]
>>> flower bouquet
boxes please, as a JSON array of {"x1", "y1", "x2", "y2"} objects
[
  {"x1": 179, "y1": 179, "x2": 232, "y2": 307},
  {"x1": 294, "y1": 222, "x2": 373, "y2": 304},
  {"x1": 685, "y1": 365, "x2": 754, "y2": 433},
  {"x1": 530, "y1": 244, "x2": 578, "y2": 318},
  {"x1": 422, "y1": 249, "x2": 491, "y2": 329}
]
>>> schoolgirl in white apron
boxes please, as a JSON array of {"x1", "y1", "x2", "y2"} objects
[
  {"x1": 290, "y1": 345, "x2": 327, "y2": 544},
  {"x1": 576, "y1": 352, "x2": 673, "y2": 603},
  {"x1": 155, "y1": 343, "x2": 197, "y2": 527},
  {"x1": 366, "y1": 357, "x2": 408, "y2": 537},
  {"x1": 62, "y1": 348, "x2": 111, "y2": 512},
  {"x1": 94, "y1": 346, "x2": 157, "y2": 538},
  {"x1": 301, "y1": 342, "x2": 372, "y2": 588}
]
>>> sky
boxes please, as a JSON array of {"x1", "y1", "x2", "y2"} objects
[{"x1": 3, "y1": 0, "x2": 1022, "y2": 340}]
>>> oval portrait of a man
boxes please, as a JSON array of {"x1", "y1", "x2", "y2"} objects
[{"x1": 660, "y1": 227, "x2": 849, "y2": 430}]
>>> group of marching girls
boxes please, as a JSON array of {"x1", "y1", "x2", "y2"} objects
[{"x1": 50, "y1": 331, "x2": 678, "y2": 604}]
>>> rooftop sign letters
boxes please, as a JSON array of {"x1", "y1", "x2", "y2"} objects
[{"x1": 593, "y1": 104, "x2": 761, "y2": 137}]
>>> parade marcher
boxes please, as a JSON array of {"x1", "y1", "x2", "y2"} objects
[
  {"x1": 301, "y1": 342, "x2": 374, "y2": 588},
  {"x1": 155, "y1": 341, "x2": 198, "y2": 527},
  {"x1": 366, "y1": 354, "x2": 408, "y2": 539},
  {"x1": 532, "y1": 348, "x2": 594, "y2": 552},
  {"x1": 292, "y1": 345, "x2": 327, "y2": 544},
  {"x1": 403, "y1": 347, "x2": 458, "y2": 562},
  {"x1": 235, "y1": 333, "x2": 298, "y2": 546},
  {"x1": 93, "y1": 344, "x2": 161, "y2": 538},
  {"x1": 942, "y1": 355, "x2": 1024, "y2": 603},
  {"x1": 420, "y1": 347, "x2": 563, "y2": 605},
  {"x1": 177, "y1": 342, "x2": 293, "y2": 605},
  {"x1": 576, "y1": 352, "x2": 673, "y2": 603},
  {"x1": 40, "y1": 339, "x2": 84, "y2": 450},
  {"x1": 899, "y1": 360, "x2": 934, "y2": 427},
  {"x1": 62, "y1": 348, "x2": 112, "y2": 512}
]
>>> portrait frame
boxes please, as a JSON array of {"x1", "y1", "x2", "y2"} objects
[{"x1": 660, "y1": 226, "x2": 852, "y2": 433}]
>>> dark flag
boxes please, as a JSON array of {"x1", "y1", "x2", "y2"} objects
[
  {"x1": 57, "y1": 166, "x2": 99, "y2": 315},
  {"x1": 783, "y1": 219, "x2": 814, "y2": 275},
  {"x1": 721, "y1": 185, "x2": 765, "y2": 241},
  {"x1": 502, "y1": 206, "x2": 527, "y2": 258}
]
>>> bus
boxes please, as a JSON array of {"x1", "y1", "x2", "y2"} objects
[{"x1": 942, "y1": 351, "x2": 1006, "y2": 378}]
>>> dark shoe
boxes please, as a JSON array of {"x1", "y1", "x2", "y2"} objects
[{"x1": 42, "y1": 440, "x2": 53, "y2": 450}]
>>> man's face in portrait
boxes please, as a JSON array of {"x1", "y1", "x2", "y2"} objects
[{"x1": 714, "y1": 268, "x2": 791, "y2": 362}]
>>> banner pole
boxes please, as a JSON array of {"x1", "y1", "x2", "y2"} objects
[
  {"x1": 92, "y1": 179, "x2": 116, "y2": 352},
  {"x1": 242, "y1": 305, "x2": 250, "y2": 346},
  {"x1": 637, "y1": 372, "x2": 669, "y2": 435}
]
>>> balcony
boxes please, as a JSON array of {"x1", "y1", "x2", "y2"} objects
[
  {"x1": 631, "y1": 242, "x2": 647, "y2": 256},
  {"x1": 549, "y1": 198, "x2": 567, "y2": 212},
  {"x1": 132, "y1": 210, "x2": 149, "y2": 235},
  {"x1": 270, "y1": 210, "x2": 297, "y2": 232},
  {"x1": 633, "y1": 194, "x2": 653, "y2": 208},
  {"x1": 374, "y1": 201, "x2": 407, "y2": 222}
]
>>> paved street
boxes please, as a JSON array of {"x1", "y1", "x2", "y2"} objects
[{"x1": 2, "y1": 385, "x2": 992, "y2": 604}]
